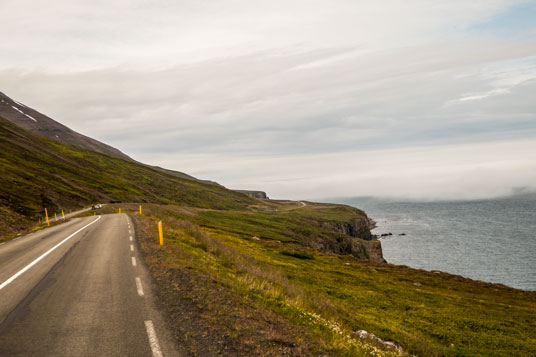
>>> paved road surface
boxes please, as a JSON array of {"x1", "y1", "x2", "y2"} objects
[
  {"x1": 0, "y1": 214, "x2": 181, "y2": 356},
  {"x1": 48, "y1": 205, "x2": 101, "y2": 223}
]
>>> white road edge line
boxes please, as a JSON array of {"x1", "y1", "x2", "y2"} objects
[
  {"x1": 130, "y1": 244, "x2": 134, "y2": 251},
  {"x1": 144, "y1": 320, "x2": 164, "y2": 357},
  {"x1": 132, "y1": 257, "x2": 137, "y2": 267},
  {"x1": 0, "y1": 216, "x2": 102, "y2": 291},
  {"x1": 135, "y1": 277, "x2": 144, "y2": 296}
]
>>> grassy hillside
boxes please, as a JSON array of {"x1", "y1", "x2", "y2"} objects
[
  {"x1": 0, "y1": 115, "x2": 377, "y2": 265},
  {"x1": 0, "y1": 115, "x2": 255, "y2": 237},
  {"x1": 127, "y1": 203, "x2": 536, "y2": 356}
]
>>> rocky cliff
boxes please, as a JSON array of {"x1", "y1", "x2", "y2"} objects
[
  {"x1": 309, "y1": 213, "x2": 385, "y2": 263},
  {"x1": 234, "y1": 190, "x2": 269, "y2": 199},
  {"x1": 319, "y1": 217, "x2": 374, "y2": 240}
]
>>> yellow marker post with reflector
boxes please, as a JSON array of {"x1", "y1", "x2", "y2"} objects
[
  {"x1": 54, "y1": 213, "x2": 57, "y2": 221},
  {"x1": 119, "y1": 208, "x2": 121, "y2": 214},
  {"x1": 62, "y1": 209, "x2": 65, "y2": 220},
  {"x1": 45, "y1": 208, "x2": 50, "y2": 227},
  {"x1": 139, "y1": 205, "x2": 142, "y2": 215},
  {"x1": 158, "y1": 221, "x2": 164, "y2": 246}
]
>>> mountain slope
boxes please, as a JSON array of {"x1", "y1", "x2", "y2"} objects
[
  {"x1": 0, "y1": 114, "x2": 379, "y2": 263},
  {"x1": 0, "y1": 115, "x2": 259, "y2": 231},
  {"x1": 0, "y1": 91, "x2": 217, "y2": 183},
  {"x1": 0, "y1": 91, "x2": 130, "y2": 160}
]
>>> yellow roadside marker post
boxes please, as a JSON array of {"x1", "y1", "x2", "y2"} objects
[
  {"x1": 45, "y1": 208, "x2": 50, "y2": 227},
  {"x1": 119, "y1": 207, "x2": 121, "y2": 214},
  {"x1": 54, "y1": 212, "x2": 57, "y2": 221},
  {"x1": 158, "y1": 221, "x2": 164, "y2": 246},
  {"x1": 62, "y1": 209, "x2": 65, "y2": 220},
  {"x1": 139, "y1": 205, "x2": 142, "y2": 215}
]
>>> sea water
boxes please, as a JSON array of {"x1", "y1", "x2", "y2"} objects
[{"x1": 325, "y1": 195, "x2": 536, "y2": 291}]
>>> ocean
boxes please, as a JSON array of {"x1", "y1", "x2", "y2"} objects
[{"x1": 325, "y1": 195, "x2": 536, "y2": 291}]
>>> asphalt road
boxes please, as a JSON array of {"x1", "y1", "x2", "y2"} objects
[
  {"x1": 48, "y1": 205, "x2": 100, "y2": 223},
  {"x1": 0, "y1": 213, "x2": 182, "y2": 356}
]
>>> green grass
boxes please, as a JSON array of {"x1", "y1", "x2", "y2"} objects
[
  {"x1": 197, "y1": 205, "x2": 371, "y2": 240},
  {"x1": 132, "y1": 203, "x2": 536, "y2": 356},
  {"x1": 125, "y1": 200, "x2": 379, "y2": 261}
]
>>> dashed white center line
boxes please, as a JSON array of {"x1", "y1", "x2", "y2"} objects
[
  {"x1": 135, "y1": 277, "x2": 144, "y2": 296},
  {"x1": 130, "y1": 244, "x2": 134, "y2": 251},
  {"x1": 131, "y1": 257, "x2": 137, "y2": 267},
  {"x1": 144, "y1": 320, "x2": 164, "y2": 357},
  {"x1": 130, "y1": 236, "x2": 133, "y2": 241}
]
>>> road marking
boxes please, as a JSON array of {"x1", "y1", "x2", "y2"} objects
[
  {"x1": 132, "y1": 257, "x2": 137, "y2": 267},
  {"x1": 144, "y1": 320, "x2": 164, "y2": 357},
  {"x1": 130, "y1": 235, "x2": 133, "y2": 241},
  {"x1": 130, "y1": 244, "x2": 134, "y2": 251},
  {"x1": 0, "y1": 242, "x2": 5, "y2": 246},
  {"x1": 0, "y1": 217, "x2": 102, "y2": 291},
  {"x1": 135, "y1": 277, "x2": 144, "y2": 296}
]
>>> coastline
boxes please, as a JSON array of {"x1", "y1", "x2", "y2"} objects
[
  {"x1": 327, "y1": 196, "x2": 536, "y2": 291},
  {"x1": 367, "y1": 216, "x2": 377, "y2": 230}
]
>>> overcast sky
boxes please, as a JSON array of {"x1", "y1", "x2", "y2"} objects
[{"x1": 1, "y1": 0, "x2": 535, "y2": 200}]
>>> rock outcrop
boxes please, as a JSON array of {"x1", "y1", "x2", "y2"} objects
[
  {"x1": 319, "y1": 217, "x2": 374, "y2": 240},
  {"x1": 309, "y1": 212, "x2": 385, "y2": 263},
  {"x1": 234, "y1": 190, "x2": 269, "y2": 199},
  {"x1": 353, "y1": 330, "x2": 403, "y2": 353},
  {"x1": 316, "y1": 236, "x2": 384, "y2": 263}
]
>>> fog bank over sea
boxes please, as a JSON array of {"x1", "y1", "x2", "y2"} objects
[{"x1": 323, "y1": 194, "x2": 536, "y2": 291}]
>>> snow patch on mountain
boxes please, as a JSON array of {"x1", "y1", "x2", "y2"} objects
[{"x1": 11, "y1": 105, "x2": 38, "y2": 123}]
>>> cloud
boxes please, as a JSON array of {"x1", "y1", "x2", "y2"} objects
[
  {"x1": 2, "y1": 40, "x2": 534, "y2": 152},
  {"x1": 457, "y1": 88, "x2": 510, "y2": 102},
  {"x1": 0, "y1": 0, "x2": 527, "y2": 70},
  {"x1": 0, "y1": 1, "x2": 535, "y2": 200},
  {"x1": 143, "y1": 138, "x2": 536, "y2": 200}
]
